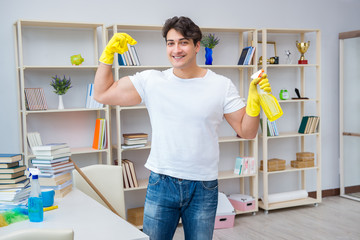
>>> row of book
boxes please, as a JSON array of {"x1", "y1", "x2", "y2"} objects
[
  {"x1": 31, "y1": 142, "x2": 74, "y2": 198},
  {"x1": 92, "y1": 118, "x2": 107, "y2": 150},
  {"x1": 115, "y1": 159, "x2": 139, "y2": 189},
  {"x1": 237, "y1": 46, "x2": 256, "y2": 65},
  {"x1": 260, "y1": 119, "x2": 279, "y2": 137},
  {"x1": 118, "y1": 44, "x2": 141, "y2": 66},
  {"x1": 0, "y1": 154, "x2": 30, "y2": 209},
  {"x1": 24, "y1": 88, "x2": 48, "y2": 110},
  {"x1": 85, "y1": 83, "x2": 103, "y2": 109},
  {"x1": 298, "y1": 116, "x2": 320, "y2": 134},
  {"x1": 234, "y1": 157, "x2": 256, "y2": 175},
  {"x1": 121, "y1": 133, "x2": 148, "y2": 149}
]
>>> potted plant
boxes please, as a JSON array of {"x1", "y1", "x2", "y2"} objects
[
  {"x1": 200, "y1": 33, "x2": 220, "y2": 65},
  {"x1": 50, "y1": 75, "x2": 72, "y2": 109}
]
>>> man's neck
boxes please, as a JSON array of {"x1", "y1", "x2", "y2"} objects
[{"x1": 173, "y1": 65, "x2": 207, "y2": 79}]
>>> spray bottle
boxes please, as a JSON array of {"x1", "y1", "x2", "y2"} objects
[
  {"x1": 251, "y1": 69, "x2": 283, "y2": 122},
  {"x1": 28, "y1": 168, "x2": 43, "y2": 222}
]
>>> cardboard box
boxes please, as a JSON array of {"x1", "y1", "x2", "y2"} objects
[
  {"x1": 214, "y1": 192, "x2": 235, "y2": 229},
  {"x1": 127, "y1": 207, "x2": 144, "y2": 226},
  {"x1": 228, "y1": 194, "x2": 255, "y2": 212}
]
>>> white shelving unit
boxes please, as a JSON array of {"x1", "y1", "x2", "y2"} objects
[
  {"x1": 14, "y1": 20, "x2": 111, "y2": 166},
  {"x1": 107, "y1": 24, "x2": 259, "y2": 225},
  {"x1": 257, "y1": 29, "x2": 322, "y2": 213}
]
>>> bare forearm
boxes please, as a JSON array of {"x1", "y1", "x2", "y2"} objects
[{"x1": 240, "y1": 113, "x2": 260, "y2": 139}]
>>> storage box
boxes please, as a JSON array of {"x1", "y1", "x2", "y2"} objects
[
  {"x1": 291, "y1": 160, "x2": 314, "y2": 168},
  {"x1": 260, "y1": 158, "x2": 286, "y2": 172},
  {"x1": 214, "y1": 192, "x2": 235, "y2": 229},
  {"x1": 228, "y1": 194, "x2": 255, "y2": 212},
  {"x1": 127, "y1": 207, "x2": 144, "y2": 226}
]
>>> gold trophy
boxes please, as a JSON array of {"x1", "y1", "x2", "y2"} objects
[{"x1": 296, "y1": 41, "x2": 310, "y2": 64}]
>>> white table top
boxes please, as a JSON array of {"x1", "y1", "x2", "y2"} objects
[{"x1": 0, "y1": 188, "x2": 149, "y2": 240}]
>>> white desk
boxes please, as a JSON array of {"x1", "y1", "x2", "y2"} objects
[{"x1": 0, "y1": 189, "x2": 149, "y2": 240}]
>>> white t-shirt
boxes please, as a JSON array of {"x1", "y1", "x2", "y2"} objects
[{"x1": 129, "y1": 68, "x2": 245, "y2": 180}]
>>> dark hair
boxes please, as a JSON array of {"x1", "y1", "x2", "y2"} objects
[{"x1": 162, "y1": 16, "x2": 202, "y2": 45}]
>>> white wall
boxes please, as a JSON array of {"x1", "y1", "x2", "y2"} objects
[{"x1": 1, "y1": 0, "x2": 360, "y2": 194}]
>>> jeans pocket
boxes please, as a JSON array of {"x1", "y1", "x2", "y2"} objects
[
  {"x1": 201, "y1": 179, "x2": 218, "y2": 191},
  {"x1": 148, "y1": 171, "x2": 161, "y2": 186}
]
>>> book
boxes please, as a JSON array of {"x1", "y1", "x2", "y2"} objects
[
  {"x1": 33, "y1": 147, "x2": 71, "y2": 156},
  {"x1": 0, "y1": 178, "x2": 30, "y2": 189},
  {"x1": 0, "y1": 165, "x2": 25, "y2": 175},
  {"x1": 244, "y1": 46, "x2": 256, "y2": 65},
  {"x1": 34, "y1": 152, "x2": 71, "y2": 160},
  {"x1": 85, "y1": 83, "x2": 103, "y2": 109},
  {"x1": 32, "y1": 143, "x2": 68, "y2": 151},
  {"x1": 0, "y1": 171, "x2": 25, "y2": 179},
  {"x1": 34, "y1": 161, "x2": 73, "y2": 171},
  {"x1": 237, "y1": 46, "x2": 252, "y2": 65},
  {"x1": 124, "y1": 138, "x2": 148, "y2": 145},
  {"x1": 124, "y1": 159, "x2": 139, "y2": 188},
  {"x1": 0, "y1": 161, "x2": 19, "y2": 168},
  {"x1": 298, "y1": 116, "x2": 309, "y2": 134},
  {"x1": 123, "y1": 160, "x2": 135, "y2": 188},
  {"x1": 121, "y1": 161, "x2": 130, "y2": 189},
  {"x1": 0, "y1": 154, "x2": 22, "y2": 163},
  {"x1": 123, "y1": 133, "x2": 148, "y2": 138},
  {"x1": 38, "y1": 171, "x2": 72, "y2": 186},
  {"x1": 27, "y1": 132, "x2": 43, "y2": 151},
  {"x1": 24, "y1": 88, "x2": 48, "y2": 110},
  {"x1": 38, "y1": 165, "x2": 74, "y2": 174},
  {"x1": 54, "y1": 183, "x2": 72, "y2": 198},
  {"x1": 0, "y1": 186, "x2": 31, "y2": 202},
  {"x1": 121, "y1": 144, "x2": 146, "y2": 149},
  {"x1": 31, "y1": 156, "x2": 70, "y2": 164},
  {"x1": 0, "y1": 175, "x2": 27, "y2": 184},
  {"x1": 234, "y1": 157, "x2": 243, "y2": 175}
]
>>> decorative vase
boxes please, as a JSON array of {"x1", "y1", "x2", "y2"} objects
[
  {"x1": 205, "y1": 47, "x2": 213, "y2": 65},
  {"x1": 58, "y1": 95, "x2": 64, "y2": 109}
]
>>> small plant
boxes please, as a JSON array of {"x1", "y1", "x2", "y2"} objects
[
  {"x1": 50, "y1": 75, "x2": 72, "y2": 95},
  {"x1": 200, "y1": 34, "x2": 220, "y2": 49}
]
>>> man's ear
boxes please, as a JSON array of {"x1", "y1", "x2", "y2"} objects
[{"x1": 195, "y1": 41, "x2": 201, "y2": 53}]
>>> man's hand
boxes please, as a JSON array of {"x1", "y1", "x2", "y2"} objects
[
  {"x1": 246, "y1": 73, "x2": 271, "y2": 117},
  {"x1": 99, "y1": 33, "x2": 137, "y2": 65}
]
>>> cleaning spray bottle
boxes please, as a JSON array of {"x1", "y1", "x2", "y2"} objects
[
  {"x1": 28, "y1": 168, "x2": 43, "y2": 222},
  {"x1": 251, "y1": 69, "x2": 283, "y2": 122}
]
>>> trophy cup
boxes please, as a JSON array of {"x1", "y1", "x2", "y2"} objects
[{"x1": 296, "y1": 41, "x2": 310, "y2": 64}]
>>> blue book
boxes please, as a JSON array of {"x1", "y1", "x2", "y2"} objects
[
  {"x1": 237, "y1": 46, "x2": 251, "y2": 65},
  {"x1": 0, "y1": 154, "x2": 22, "y2": 163}
]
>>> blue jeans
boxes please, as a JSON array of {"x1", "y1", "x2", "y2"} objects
[{"x1": 143, "y1": 172, "x2": 218, "y2": 240}]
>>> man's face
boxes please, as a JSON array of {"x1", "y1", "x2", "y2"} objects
[{"x1": 166, "y1": 29, "x2": 200, "y2": 69}]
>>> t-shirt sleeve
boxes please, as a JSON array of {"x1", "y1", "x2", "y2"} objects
[
  {"x1": 128, "y1": 70, "x2": 152, "y2": 104},
  {"x1": 223, "y1": 80, "x2": 245, "y2": 114}
]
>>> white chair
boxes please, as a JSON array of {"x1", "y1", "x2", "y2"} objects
[
  {"x1": 72, "y1": 164, "x2": 125, "y2": 219},
  {"x1": 0, "y1": 228, "x2": 74, "y2": 240}
]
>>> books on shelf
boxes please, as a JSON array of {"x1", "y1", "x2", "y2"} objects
[
  {"x1": 92, "y1": 118, "x2": 107, "y2": 150},
  {"x1": 234, "y1": 157, "x2": 256, "y2": 175},
  {"x1": 260, "y1": 119, "x2": 279, "y2": 136},
  {"x1": 118, "y1": 44, "x2": 141, "y2": 66},
  {"x1": 122, "y1": 133, "x2": 148, "y2": 149},
  {"x1": 0, "y1": 154, "x2": 22, "y2": 164},
  {"x1": 116, "y1": 159, "x2": 139, "y2": 189},
  {"x1": 298, "y1": 116, "x2": 320, "y2": 134},
  {"x1": 27, "y1": 132, "x2": 43, "y2": 151},
  {"x1": 24, "y1": 88, "x2": 48, "y2": 110},
  {"x1": 85, "y1": 83, "x2": 103, "y2": 109},
  {"x1": 237, "y1": 46, "x2": 255, "y2": 65}
]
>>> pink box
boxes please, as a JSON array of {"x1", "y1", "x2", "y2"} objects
[
  {"x1": 214, "y1": 193, "x2": 235, "y2": 229},
  {"x1": 228, "y1": 194, "x2": 255, "y2": 212}
]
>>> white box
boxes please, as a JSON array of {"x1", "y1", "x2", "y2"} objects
[
  {"x1": 228, "y1": 194, "x2": 255, "y2": 212},
  {"x1": 214, "y1": 192, "x2": 235, "y2": 229}
]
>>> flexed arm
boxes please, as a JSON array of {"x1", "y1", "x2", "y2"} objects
[{"x1": 94, "y1": 33, "x2": 141, "y2": 106}]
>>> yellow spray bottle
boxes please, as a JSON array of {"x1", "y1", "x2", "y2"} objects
[{"x1": 251, "y1": 69, "x2": 283, "y2": 122}]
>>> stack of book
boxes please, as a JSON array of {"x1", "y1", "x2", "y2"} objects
[
  {"x1": 118, "y1": 44, "x2": 141, "y2": 66},
  {"x1": 0, "y1": 154, "x2": 30, "y2": 208},
  {"x1": 115, "y1": 159, "x2": 139, "y2": 189},
  {"x1": 298, "y1": 116, "x2": 320, "y2": 134},
  {"x1": 92, "y1": 118, "x2": 107, "y2": 150},
  {"x1": 24, "y1": 88, "x2": 48, "y2": 110},
  {"x1": 31, "y1": 143, "x2": 73, "y2": 198},
  {"x1": 237, "y1": 46, "x2": 256, "y2": 65},
  {"x1": 260, "y1": 118, "x2": 279, "y2": 136},
  {"x1": 121, "y1": 133, "x2": 148, "y2": 149},
  {"x1": 234, "y1": 157, "x2": 256, "y2": 175}
]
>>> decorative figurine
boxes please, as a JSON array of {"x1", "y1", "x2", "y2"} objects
[
  {"x1": 70, "y1": 54, "x2": 84, "y2": 66},
  {"x1": 285, "y1": 50, "x2": 292, "y2": 64},
  {"x1": 279, "y1": 89, "x2": 290, "y2": 100}
]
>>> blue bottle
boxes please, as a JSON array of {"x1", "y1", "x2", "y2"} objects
[{"x1": 28, "y1": 168, "x2": 43, "y2": 222}]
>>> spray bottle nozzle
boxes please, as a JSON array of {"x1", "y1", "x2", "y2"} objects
[{"x1": 28, "y1": 168, "x2": 41, "y2": 179}]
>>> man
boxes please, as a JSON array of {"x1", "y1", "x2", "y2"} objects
[{"x1": 94, "y1": 16, "x2": 270, "y2": 240}]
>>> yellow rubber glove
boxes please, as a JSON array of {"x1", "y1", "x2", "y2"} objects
[
  {"x1": 246, "y1": 73, "x2": 271, "y2": 117},
  {"x1": 99, "y1": 33, "x2": 137, "y2": 65}
]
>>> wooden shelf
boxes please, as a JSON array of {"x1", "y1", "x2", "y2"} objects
[
  {"x1": 259, "y1": 165, "x2": 319, "y2": 174},
  {"x1": 24, "y1": 107, "x2": 107, "y2": 114},
  {"x1": 258, "y1": 197, "x2": 320, "y2": 211}
]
